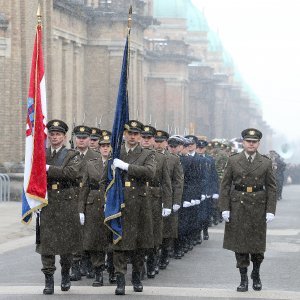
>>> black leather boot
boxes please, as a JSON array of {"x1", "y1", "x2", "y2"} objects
[
  {"x1": 80, "y1": 257, "x2": 87, "y2": 276},
  {"x1": 70, "y1": 260, "x2": 81, "y2": 281},
  {"x1": 109, "y1": 270, "x2": 117, "y2": 283},
  {"x1": 147, "y1": 252, "x2": 156, "y2": 278},
  {"x1": 43, "y1": 274, "x2": 54, "y2": 295},
  {"x1": 251, "y1": 263, "x2": 262, "y2": 291},
  {"x1": 115, "y1": 273, "x2": 125, "y2": 295},
  {"x1": 203, "y1": 229, "x2": 209, "y2": 240},
  {"x1": 61, "y1": 269, "x2": 71, "y2": 291},
  {"x1": 86, "y1": 258, "x2": 95, "y2": 279},
  {"x1": 131, "y1": 271, "x2": 143, "y2": 292},
  {"x1": 92, "y1": 266, "x2": 103, "y2": 287},
  {"x1": 237, "y1": 267, "x2": 248, "y2": 292},
  {"x1": 197, "y1": 231, "x2": 202, "y2": 245}
]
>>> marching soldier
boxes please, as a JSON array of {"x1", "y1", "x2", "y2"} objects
[
  {"x1": 70, "y1": 125, "x2": 101, "y2": 281},
  {"x1": 111, "y1": 120, "x2": 156, "y2": 295},
  {"x1": 97, "y1": 130, "x2": 117, "y2": 284},
  {"x1": 89, "y1": 127, "x2": 102, "y2": 151},
  {"x1": 78, "y1": 140, "x2": 110, "y2": 287},
  {"x1": 140, "y1": 125, "x2": 172, "y2": 279},
  {"x1": 219, "y1": 128, "x2": 277, "y2": 292},
  {"x1": 37, "y1": 119, "x2": 81, "y2": 295},
  {"x1": 158, "y1": 134, "x2": 184, "y2": 269}
]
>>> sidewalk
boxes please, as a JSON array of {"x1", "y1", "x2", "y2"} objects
[{"x1": 0, "y1": 201, "x2": 35, "y2": 254}]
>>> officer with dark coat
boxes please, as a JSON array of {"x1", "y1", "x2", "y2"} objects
[
  {"x1": 111, "y1": 120, "x2": 156, "y2": 295},
  {"x1": 219, "y1": 128, "x2": 277, "y2": 292},
  {"x1": 37, "y1": 119, "x2": 81, "y2": 295},
  {"x1": 78, "y1": 154, "x2": 109, "y2": 287},
  {"x1": 70, "y1": 125, "x2": 101, "y2": 281},
  {"x1": 140, "y1": 125, "x2": 172, "y2": 279},
  {"x1": 89, "y1": 127, "x2": 102, "y2": 151},
  {"x1": 159, "y1": 135, "x2": 184, "y2": 269}
]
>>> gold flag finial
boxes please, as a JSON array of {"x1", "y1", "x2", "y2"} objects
[
  {"x1": 128, "y1": 5, "x2": 132, "y2": 32},
  {"x1": 37, "y1": 1, "x2": 42, "y2": 24}
]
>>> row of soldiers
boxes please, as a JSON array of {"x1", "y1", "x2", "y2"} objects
[{"x1": 38, "y1": 118, "x2": 229, "y2": 295}]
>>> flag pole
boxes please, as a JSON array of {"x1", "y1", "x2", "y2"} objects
[{"x1": 37, "y1": 0, "x2": 42, "y2": 25}]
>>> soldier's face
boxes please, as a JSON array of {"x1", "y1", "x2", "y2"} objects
[
  {"x1": 243, "y1": 139, "x2": 260, "y2": 154},
  {"x1": 76, "y1": 136, "x2": 90, "y2": 151},
  {"x1": 99, "y1": 144, "x2": 111, "y2": 158},
  {"x1": 197, "y1": 147, "x2": 206, "y2": 154},
  {"x1": 188, "y1": 143, "x2": 197, "y2": 153},
  {"x1": 48, "y1": 131, "x2": 66, "y2": 148},
  {"x1": 154, "y1": 140, "x2": 167, "y2": 151},
  {"x1": 89, "y1": 139, "x2": 99, "y2": 150},
  {"x1": 124, "y1": 131, "x2": 140, "y2": 147},
  {"x1": 141, "y1": 136, "x2": 154, "y2": 148}
]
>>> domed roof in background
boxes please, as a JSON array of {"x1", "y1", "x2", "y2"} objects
[
  {"x1": 207, "y1": 29, "x2": 223, "y2": 52},
  {"x1": 153, "y1": 0, "x2": 209, "y2": 32}
]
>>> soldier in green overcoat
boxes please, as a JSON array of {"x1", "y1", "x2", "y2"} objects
[{"x1": 219, "y1": 128, "x2": 277, "y2": 292}]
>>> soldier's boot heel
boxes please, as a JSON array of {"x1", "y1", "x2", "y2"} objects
[
  {"x1": 43, "y1": 274, "x2": 54, "y2": 295},
  {"x1": 132, "y1": 271, "x2": 143, "y2": 292},
  {"x1": 237, "y1": 268, "x2": 248, "y2": 292},
  {"x1": 115, "y1": 273, "x2": 125, "y2": 295},
  {"x1": 251, "y1": 263, "x2": 262, "y2": 291},
  {"x1": 92, "y1": 267, "x2": 103, "y2": 287},
  {"x1": 61, "y1": 270, "x2": 71, "y2": 291}
]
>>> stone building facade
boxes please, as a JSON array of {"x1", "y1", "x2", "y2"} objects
[{"x1": 0, "y1": 0, "x2": 272, "y2": 165}]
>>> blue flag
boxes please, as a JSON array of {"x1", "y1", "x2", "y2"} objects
[{"x1": 104, "y1": 37, "x2": 129, "y2": 244}]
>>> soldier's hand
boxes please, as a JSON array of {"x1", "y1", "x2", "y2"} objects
[
  {"x1": 201, "y1": 195, "x2": 206, "y2": 201},
  {"x1": 162, "y1": 208, "x2": 171, "y2": 217},
  {"x1": 173, "y1": 204, "x2": 181, "y2": 212},
  {"x1": 212, "y1": 194, "x2": 219, "y2": 199},
  {"x1": 46, "y1": 164, "x2": 50, "y2": 171},
  {"x1": 79, "y1": 213, "x2": 85, "y2": 225},
  {"x1": 194, "y1": 200, "x2": 201, "y2": 205},
  {"x1": 222, "y1": 211, "x2": 230, "y2": 222},
  {"x1": 266, "y1": 212, "x2": 275, "y2": 223},
  {"x1": 183, "y1": 201, "x2": 192, "y2": 208},
  {"x1": 113, "y1": 158, "x2": 129, "y2": 171},
  {"x1": 191, "y1": 200, "x2": 196, "y2": 206}
]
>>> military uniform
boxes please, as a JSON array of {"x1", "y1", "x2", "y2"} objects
[
  {"x1": 37, "y1": 119, "x2": 81, "y2": 295},
  {"x1": 78, "y1": 157, "x2": 109, "y2": 286},
  {"x1": 218, "y1": 128, "x2": 277, "y2": 292},
  {"x1": 111, "y1": 120, "x2": 156, "y2": 295}
]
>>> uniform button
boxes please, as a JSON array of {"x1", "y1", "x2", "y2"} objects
[
  {"x1": 57, "y1": 191, "x2": 60, "y2": 194},
  {"x1": 131, "y1": 179, "x2": 134, "y2": 181},
  {"x1": 241, "y1": 201, "x2": 243, "y2": 203},
  {"x1": 242, "y1": 192, "x2": 244, "y2": 195},
  {"x1": 242, "y1": 176, "x2": 246, "y2": 179},
  {"x1": 132, "y1": 196, "x2": 135, "y2": 199},
  {"x1": 253, "y1": 194, "x2": 256, "y2": 197},
  {"x1": 144, "y1": 193, "x2": 146, "y2": 196},
  {"x1": 132, "y1": 187, "x2": 135, "y2": 190}
]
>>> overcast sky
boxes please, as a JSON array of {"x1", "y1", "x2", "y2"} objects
[{"x1": 192, "y1": 0, "x2": 300, "y2": 144}]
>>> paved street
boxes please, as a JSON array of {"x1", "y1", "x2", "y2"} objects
[{"x1": 0, "y1": 185, "x2": 299, "y2": 299}]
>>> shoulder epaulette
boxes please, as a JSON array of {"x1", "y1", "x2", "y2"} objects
[
  {"x1": 262, "y1": 154, "x2": 271, "y2": 160},
  {"x1": 230, "y1": 152, "x2": 239, "y2": 157},
  {"x1": 89, "y1": 157, "x2": 99, "y2": 161}
]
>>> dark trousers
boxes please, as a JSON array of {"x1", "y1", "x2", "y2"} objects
[
  {"x1": 41, "y1": 254, "x2": 72, "y2": 275},
  {"x1": 88, "y1": 250, "x2": 105, "y2": 268},
  {"x1": 113, "y1": 249, "x2": 145, "y2": 275},
  {"x1": 235, "y1": 252, "x2": 264, "y2": 268}
]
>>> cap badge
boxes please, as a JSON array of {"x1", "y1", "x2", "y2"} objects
[
  {"x1": 104, "y1": 136, "x2": 109, "y2": 140},
  {"x1": 80, "y1": 127, "x2": 85, "y2": 132},
  {"x1": 131, "y1": 121, "x2": 137, "y2": 127},
  {"x1": 102, "y1": 131, "x2": 107, "y2": 136},
  {"x1": 92, "y1": 129, "x2": 96, "y2": 134},
  {"x1": 249, "y1": 130, "x2": 255, "y2": 136},
  {"x1": 53, "y1": 121, "x2": 60, "y2": 127},
  {"x1": 157, "y1": 131, "x2": 162, "y2": 137},
  {"x1": 144, "y1": 127, "x2": 149, "y2": 132}
]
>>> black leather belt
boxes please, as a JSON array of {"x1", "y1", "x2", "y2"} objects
[{"x1": 235, "y1": 185, "x2": 264, "y2": 193}]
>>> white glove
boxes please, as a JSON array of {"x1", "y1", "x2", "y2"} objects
[
  {"x1": 201, "y1": 195, "x2": 206, "y2": 201},
  {"x1": 162, "y1": 208, "x2": 171, "y2": 217},
  {"x1": 222, "y1": 211, "x2": 230, "y2": 223},
  {"x1": 212, "y1": 194, "x2": 219, "y2": 199},
  {"x1": 191, "y1": 200, "x2": 196, "y2": 206},
  {"x1": 173, "y1": 204, "x2": 180, "y2": 212},
  {"x1": 79, "y1": 213, "x2": 85, "y2": 225},
  {"x1": 266, "y1": 213, "x2": 275, "y2": 223},
  {"x1": 195, "y1": 199, "x2": 201, "y2": 205},
  {"x1": 183, "y1": 201, "x2": 192, "y2": 208},
  {"x1": 46, "y1": 164, "x2": 50, "y2": 171},
  {"x1": 113, "y1": 158, "x2": 129, "y2": 171}
]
